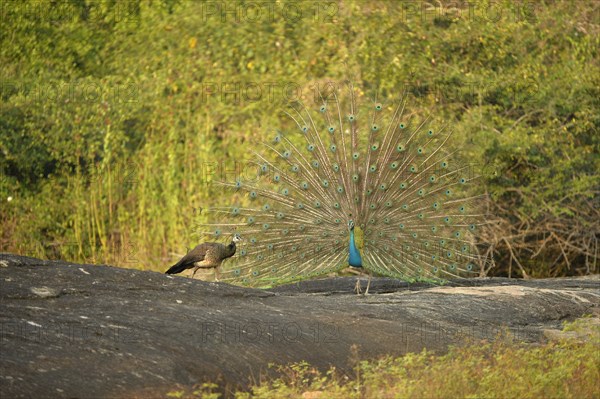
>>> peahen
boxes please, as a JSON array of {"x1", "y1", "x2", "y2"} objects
[
  {"x1": 165, "y1": 233, "x2": 242, "y2": 280},
  {"x1": 198, "y1": 81, "x2": 486, "y2": 292}
]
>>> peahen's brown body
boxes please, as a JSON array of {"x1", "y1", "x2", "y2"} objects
[{"x1": 165, "y1": 234, "x2": 241, "y2": 280}]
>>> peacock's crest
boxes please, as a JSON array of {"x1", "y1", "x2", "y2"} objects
[{"x1": 198, "y1": 81, "x2": 488, "y2": 287}]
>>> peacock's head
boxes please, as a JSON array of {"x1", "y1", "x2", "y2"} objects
[
  {"x1": 348, "y1": 220, "x2": 355, "y2": 231},
  {"x1": 232, "y1": 233, "x2": 242, "y2": 243}
]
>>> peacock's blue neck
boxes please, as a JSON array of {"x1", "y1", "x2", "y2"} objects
[{"x1": 348, "y1": 229, "x2": 363, "y2": 268}]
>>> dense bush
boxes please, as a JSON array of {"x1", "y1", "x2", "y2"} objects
[{"x1": 1, "y1": 0, "x2": 598, "y2": 277}]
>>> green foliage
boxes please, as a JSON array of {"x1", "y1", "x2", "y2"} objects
[
  {"x1": 1, "y1": 0, "x2": 598, "y2": 276},
  {"x1": 161, "y1": 318, "x2": 600, "y2": 398}
]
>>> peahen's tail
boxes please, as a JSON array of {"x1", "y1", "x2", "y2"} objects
[
  {"x1": 196, "y1": 81, "x2": 488, "y2": 287},
  {"x1": 165, "y1": 260, "x2": 187, "y2": 275}
]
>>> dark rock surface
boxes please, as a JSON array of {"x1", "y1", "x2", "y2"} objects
[{"x1": 0, "y1": 254, "x2": 598, "y2": 398}]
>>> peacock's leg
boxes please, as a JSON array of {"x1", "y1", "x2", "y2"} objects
[
  {"x1": 354, "y1": 277, "x2": 362, "y2": 295},
  {"x1": 364, "y1": 272, "x2": 372, "y2": 295}
]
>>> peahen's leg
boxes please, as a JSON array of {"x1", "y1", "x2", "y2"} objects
[
  {"x1": 190, "y1": 266, "x2": 199, "y2": 279},
  {"x1": 214, "y1": 267, "x2": 220, "y2": 282}
]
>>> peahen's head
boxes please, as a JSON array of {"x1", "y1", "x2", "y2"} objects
[{"x1": 232, "y1": 233, "x2": 242, "y2": 243}]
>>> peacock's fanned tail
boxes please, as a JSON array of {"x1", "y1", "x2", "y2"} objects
[{"x1": 198, "y1": 82, "x2": 487, "y2": 287}]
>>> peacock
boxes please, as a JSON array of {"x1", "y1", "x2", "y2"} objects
[
  {"x1": 196, "y1": 81, "x2": 486, "y2": 292},
  {"x1": 166, "y1": 233, "x2": 242, "y2": 280}
]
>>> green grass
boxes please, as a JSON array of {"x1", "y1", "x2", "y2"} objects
[{"x1": 167, "y1": 318, "x2": 600, "y2": 399}]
